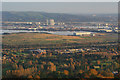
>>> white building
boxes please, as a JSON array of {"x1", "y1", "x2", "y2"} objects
[
  {"x1": 105, "y1": 30, "x2": 113, "y2": 32},
  {"x1": 73, "y1": 32, "x2": 95, "y2": 36},
  {"x1": 98, "y1": 29, "x2": 113, "y2": 32}
]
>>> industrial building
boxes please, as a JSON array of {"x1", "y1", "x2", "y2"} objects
[
  {"x1": 50, "y1": 19, "x2": 55, "y2": 25},
  {"x1": 45, "y1": 19, "x2": 55, "y2": 26},
  {"x1": 98, "y1": 29, "x2": 113, "y2": 32},
  {"x1": 46, "y1": 19, "x2": 49, "y2": 25},
  {"x1": 73, "y1": 32, "x2": 95, "y2": 36}
]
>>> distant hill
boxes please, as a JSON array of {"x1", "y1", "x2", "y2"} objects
[{"x1": 2, "y1": 11, "x2": 117, "y2": 22}]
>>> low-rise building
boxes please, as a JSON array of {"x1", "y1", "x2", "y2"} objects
[{"x1": 73, "y1": 32, "x2": 95, "y2": 36}]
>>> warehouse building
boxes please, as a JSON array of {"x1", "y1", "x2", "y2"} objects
[{"x1": 73, "y1": 32, "x2": 95, "y2": 36}]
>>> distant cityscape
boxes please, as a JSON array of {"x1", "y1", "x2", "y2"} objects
[{"x1": 2, "y1": 18, "x2": 119, "y2": 34}]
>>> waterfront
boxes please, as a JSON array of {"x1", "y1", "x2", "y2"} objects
[{"x1": 1, "y1": 30, "x2": 93, "y2": 35}]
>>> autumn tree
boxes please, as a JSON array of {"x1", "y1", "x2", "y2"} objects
[
  {"x1": 64, "y1": 70, "x2": 69, "y2": 76},
  {"x1": 89, "y1": 69, "x2": 98, "y2": 76}
]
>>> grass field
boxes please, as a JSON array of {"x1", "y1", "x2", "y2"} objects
[{"x1": 2, "y1": 32, "x2": 118, "y2": 48}]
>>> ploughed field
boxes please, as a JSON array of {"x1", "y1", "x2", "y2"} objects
[{"x1": 2, "y1": 33, "x2": 118, "y2": 48}]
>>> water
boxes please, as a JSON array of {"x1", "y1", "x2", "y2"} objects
[{"x1": 1, "y1": 30, "x2": 93, "y2": 35}]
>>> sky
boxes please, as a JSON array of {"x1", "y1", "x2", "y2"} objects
[
  {"x1": 1, "y1": 0, "x2": 120, "y2": 2},
  {"x1": 2, "y1": 2, "x2": 118, "y2": 14}
]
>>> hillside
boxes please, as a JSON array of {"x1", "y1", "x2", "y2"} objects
[{"x1": 2, "y1": 11, "x2": 117, "y2": 22}]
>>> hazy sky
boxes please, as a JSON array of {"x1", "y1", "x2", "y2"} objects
[
  {"x1": 2, "y1": 0, "x2": 120, "y2": 2},
  {"x1": 2, "y1": 2, "x2": 118, "y2": 14}
]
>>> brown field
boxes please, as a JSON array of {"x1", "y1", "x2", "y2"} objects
[
  {"x1": 2, "y1": 33, "x2": 118, "y2": 48},
  {"x1": 46, "y1": 39, "x2": 60, "y2": 41}
]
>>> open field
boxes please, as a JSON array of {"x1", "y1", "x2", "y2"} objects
[{"x1": 2, "y1": 32, "x2": 118, "y2": 49}]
